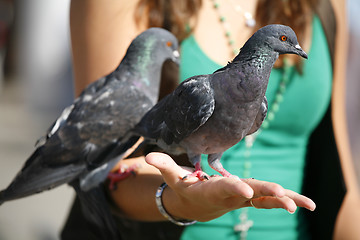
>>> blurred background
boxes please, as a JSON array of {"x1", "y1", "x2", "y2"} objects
[
  {"x1": 0, "y1": 0, "x2": 359, "y2": 239},
  {"x1": 0, "y1": 1, "x2": 74, "y2": 240}
]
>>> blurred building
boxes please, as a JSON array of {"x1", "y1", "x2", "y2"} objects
[
  {"x1": 347, "y1": 0, "x2": 360, "y2": 187},
  {"x1": 0, "y1": 1, "x2": 74, "y2": 240}
]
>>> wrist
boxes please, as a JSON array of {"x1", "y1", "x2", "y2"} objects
[{"x1": 156, "y1": 182, "x2": 197, "y2": 226}]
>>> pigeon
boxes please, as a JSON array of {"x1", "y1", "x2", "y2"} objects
[
  {"x1": 118, "y1": 24, "x2": 308, "y2": 180},
  {"x1": 0, "y1": 28, "x2": 179, "y2": 239}
]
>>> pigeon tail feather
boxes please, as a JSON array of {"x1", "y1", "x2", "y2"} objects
[{"x1": 0, "y1": 148, "x2": 84, "y2": 204}]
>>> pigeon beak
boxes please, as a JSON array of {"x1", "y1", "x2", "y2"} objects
[
  {"x1": 294, "y1": 44, "x2": 308, "y2": 59},
  {"x1": 172, "y1": 50, "x2": 180, "y2": 65}
]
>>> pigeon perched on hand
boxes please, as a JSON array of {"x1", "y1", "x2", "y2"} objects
[
  {"x1": 0, "y1": 28, "x2": 179, "y2": 238},
  {"x1": 121, "y1": 24, "x2": 308, "y2": 180}
]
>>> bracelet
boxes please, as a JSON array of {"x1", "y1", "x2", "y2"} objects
[{"x1": 155, "y1": 182, "x2": 198, "y2": 226}]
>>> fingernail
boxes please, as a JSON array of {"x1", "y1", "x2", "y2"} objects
[
  {"x1": 287, "y1": 208, "x2": 296, "y2": 214},
  {"x1": 181, "y1": 175, "x2": 189, "y2": 180},
  {"x1": 309, "y1": 206, "x2": 316, "y2": 212}
]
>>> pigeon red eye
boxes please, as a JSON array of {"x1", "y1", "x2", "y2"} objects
[
  {"x1": 280, "y1": 35, "x2": 287, "y2": 41},
  {"x1": 166, "y1": 41, "x2": 172, "y2": 47}
]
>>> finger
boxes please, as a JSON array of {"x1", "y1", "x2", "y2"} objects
[
  {"x1": 123, "y1": 137, "x2": 145, "y2": 159},
  {"x1": 250, "y1": 196, "x2": 297, "y2": 214},
  {"x1": 145, "y1": 152, "x2": 196, "y2": 186},
  {"x1": 210, "y1": 177, "x2": 254, "y2": 200},
  {"x1": 284, "y1": 189, "x2": 316, "y2": 211},
  {"x1": 242, "y1": 178, "x2": 286, "y2": 198}
]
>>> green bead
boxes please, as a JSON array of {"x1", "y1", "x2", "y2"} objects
[
  {"x1": 271, "y1": 103, "x2": 280, "y2": 112},
  {"x1": 233, "y1": 49, "x2": 239, "y2": 55},
  {"x1": 244, "y1": 150, "x2": 251, "y2": 158},
  {"x1": 213, "y1": 2, "x2": 219, "y2": 8},
  {"x1": 244, "y1": 161, "x2": 252, "y2": 170},
  {"x1": 282, "y1": 75, "x2": 290, "y2": 83},
  {"x1": 279, "y1": 84, "x2": 286, "y2": 93},
  {"x1": 243, "y1": 170, "x2": 251, "y2": 178},
  {"x1": 275, "y1": 93, "x2": 284, "y2": 103},
  {"x1": 220, "y1": 16, "x2": 225, "y2": 22},
  {"x1": 284, "y1": 66, "x2": 291, "y2": 74},
  {"x1": 225, "y1": 31, "x2": 231, "y2": 37},
  {"x1": 229, "y1": 39, "x2": 235, "y2": 45},
  {"x1": 267, "y1": 112, "x2": 275, "y2": 121}
]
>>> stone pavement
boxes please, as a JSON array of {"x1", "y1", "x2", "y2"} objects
[{"x1": 0, "y1": 79, "x2": 74, "y2": 240}]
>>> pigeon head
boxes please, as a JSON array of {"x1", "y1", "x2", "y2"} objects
[
  {"x1": 120, "y1": 28, "x2": 180, "y2": 104},
  {"x1": 241, "y1": 24, "x2": 308, "y2": 59},
  {"x1": 126, "y1": 27, "x2": 180, "y2": 65}
]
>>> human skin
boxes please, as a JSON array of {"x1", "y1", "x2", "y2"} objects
[{"x1": 69, "y1": 1, "x2": 359, "y2": 237}]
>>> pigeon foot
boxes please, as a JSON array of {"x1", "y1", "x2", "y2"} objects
[
  {"x1": 107, "y1": 163, "x2": 141, "y2": 190},
  {"x1": 213, "y1": 168, "x2": 240, "y2": 180},
  {"x1": 182, "y1": 170, "x2": 210, "y2": 181}
]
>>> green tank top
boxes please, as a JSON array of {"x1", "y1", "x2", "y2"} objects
[{"x1": 179, "y1": 16, "x2": 332, "y2": 240}]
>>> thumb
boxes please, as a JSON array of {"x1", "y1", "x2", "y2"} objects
[{"x1": 145, "y1": 152, "x2": 196, "y2": 186}]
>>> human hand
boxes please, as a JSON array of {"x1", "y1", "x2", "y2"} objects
[{"x1": 145, "y1": 152, "x2": 316, "y2": 222}]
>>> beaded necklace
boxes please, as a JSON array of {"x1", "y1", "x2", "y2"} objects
[
  {"x1": 210, "y1": 1, "x2": 292, "y2": 238},
  {"x1": 210, "y1": 0, "x2": 256, "y2": 57},
  {"x1": 233, "y1": 58, "x2": 292, "y2": 240}
]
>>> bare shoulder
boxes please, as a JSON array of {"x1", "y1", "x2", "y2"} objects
[
  {"x1": 70, "y1": 0, "x2": 147, "y2": 92},
  {"x1": 89, "y1": 0, "x2": 146, "y2": 54},
  {"x1": 330, "y1": 0, "x2": 346, "y2": 17},
  {"x1": 330, "y1": 0, "x2": 348, "y2": 32}
]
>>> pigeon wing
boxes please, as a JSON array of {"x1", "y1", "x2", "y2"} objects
[
  {"x1": 33, "y1": 73, "x2": 153, "y2": 168},
  {"x1": 162, "y1": 75, "x2": 215, "y2": 144},
  {"x1": 247, "y1": 96, "x2": 268, "y2": 135}
]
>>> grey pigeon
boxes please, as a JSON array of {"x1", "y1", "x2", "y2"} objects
[
  {"x1": 122, "y1": 24, "x2": 308, "y2": 180},
  {"x1": 0, "y1": 28, "x2": 179, "y2": 239}
]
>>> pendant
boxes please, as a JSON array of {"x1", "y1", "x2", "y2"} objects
[
  {"x1": 244, "y1": 12, "x2": 256, "y2": 28},
  {"x1": 234, "y1": 209, "x2": 253, "y2": 240}
]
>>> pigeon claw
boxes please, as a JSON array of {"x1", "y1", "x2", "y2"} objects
[
  {"x1": 107, "y1": 163, "x2": 141, "y2": 190},
  {"x1": 182, "y1": 170, "x2": 210, "y2": 181},
  {"x1": 210, "y1": 174, "x2": 222, "y2": 178}
]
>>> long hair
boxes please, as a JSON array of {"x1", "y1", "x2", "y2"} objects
[
  {"x1": 134, "y1": 0, "x2": 202, "y2": 42},
  {"x1": 255, "y1": 0, "x2": 319, "y2": 68},
  {"x1": 135, "y1": 0, "x2": 320, "y2": 68}
]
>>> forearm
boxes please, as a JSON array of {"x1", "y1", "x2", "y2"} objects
[
  {"x1": 331, "y1": 0, "x2": 360, "y2": 238},
  {"x1": 109, "y1": 153, "x2": 316, "y2": 223},
  {"x1": 108, "y1": 156, "x2": 244, "y2": 222},
  {"x1": 108, "y1": 156, "x2": 237, "y2": 222},
  {"x1": 109, "y1": 157, "x2": 180, "y2": 221},
  {"x1": 70, "y1": 0, "x2": 144, "y2": 95}
]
